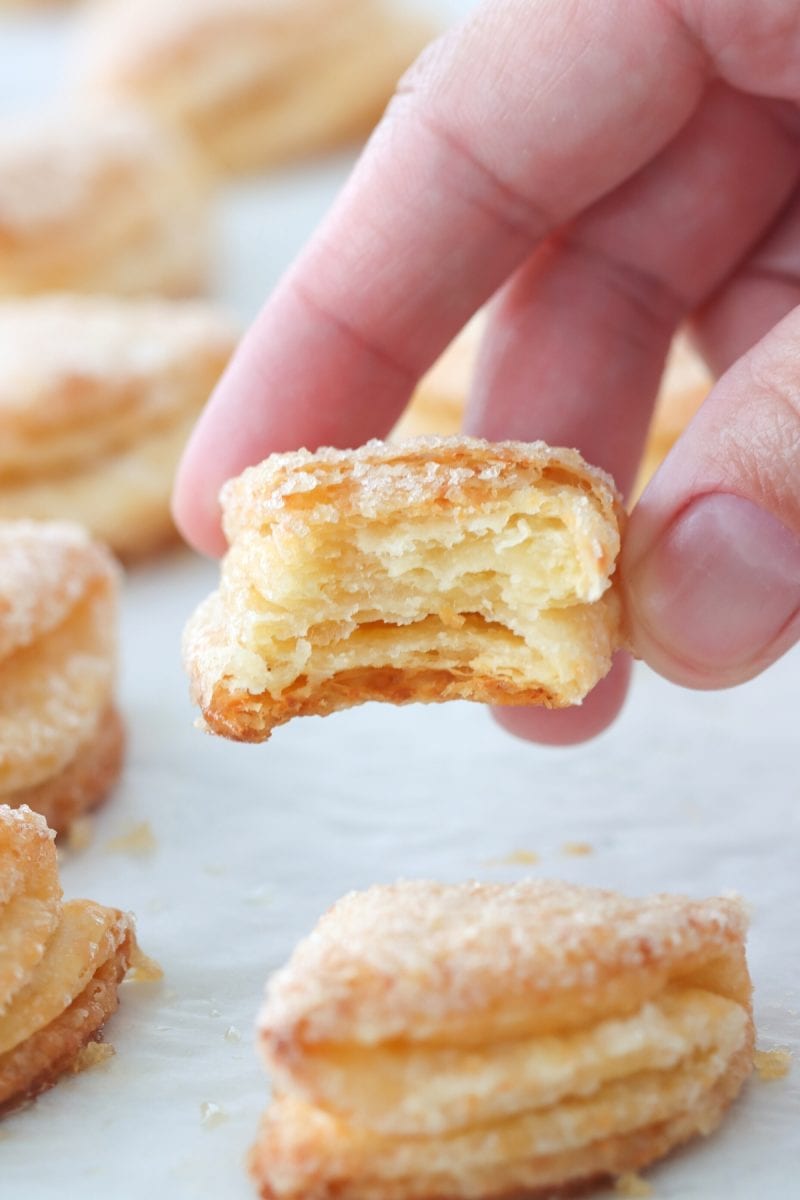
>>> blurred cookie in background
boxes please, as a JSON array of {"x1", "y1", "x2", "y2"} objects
[
  {"x1": 393, "y1": 316, "x2": 483, "y2": 441},
  {"x1": 634, "y1": 336, "x2": 713, "y2": 497},
  {"x1": 0, "y1": 295, "x2": 237, "y2": 558},
  {"x1": 74, "y1": 0, "x2": 434, "y2": 176},
  {"x1": 0, "y1": 106, "x2": 212, "y2": 297},
  {"x1": 395, "y1": 319, "x2": 713, "y2": 501},
  {"x1": 0, "y1": 521, "x2": 122, "y2": 836}
]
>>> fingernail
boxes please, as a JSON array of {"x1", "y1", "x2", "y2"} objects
[{"x1": 631, "y1": 493, "x2": 800, "y2": 672}]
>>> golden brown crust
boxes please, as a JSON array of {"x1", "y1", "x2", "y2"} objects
[
  {"x1": 0, "y1": 928, "x2": 133, "y2": 1114},
  {"x1": 250, "y1": 1035, "x2": 754, "y2": 1200},
  {"x1": 0, "y1": 107, "x2": 211, "y2": 298},
  {"x1": 0, "y1": 805, "x2": 138, "y2": 1115},
  {"x1": 4, "y1": 704, "x2": 124, "y2": 835},
  {"x1": 0, "y1": 521, "x2": 121, "y2": 819},
  {"x1": 185, "y1": 436, "x2": 624, "y2": 741},
  {"x1": 77, "y1": 0, "x2": 433, "y2": 175},
  {"x1": 251, "y1": 880, "x2": 753, "y2": 1200}
]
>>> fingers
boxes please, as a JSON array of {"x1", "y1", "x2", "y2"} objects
[
  {"x1": 492, "y1": 655, "x2": 632, "y2": 746},
  {"x1": 467, "y1": 84, "x2": 800, "y2": 498},
  {"x1": 624, "y1": 305, "x2": 800, "y2": 689},
  {"x1": 175, "y1": 0, "x2": 710, "y2": 553}
]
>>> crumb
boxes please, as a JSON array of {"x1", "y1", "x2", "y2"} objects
[
  {"x1": 614, "y1": 1173, "x2": 653, "y2": 1197},
  {"x1": 70, "y1": 1041, "x2": 115, "y2": 1074},
  {"x1": 106, "y1": 822, "x2": 157, "y2": 856},
  {"x1": 224, "y1": 1025, "x2": 242, "y2": 1044},
  {"x1": 200, "y1": 1101, "x2": 228, "y2": 1129},
  {"x1": 562, "y1": 842, "x2": 593, "y2": 857},
  {"x1": 66, "y1": 816, "x2": 94, "y2": 852},
  {"x1": 245, "y1": 885, "x2": 272, "y2": 906},
  {"x1": 487, "y1": 850, "x2": 539, "y2": 866},
  {"x1": 127, "y1": 945, "x2": 164, "y2": 983},
  {"x1": 754, "y1": 1047, "x2": 792, "y2": 1081}
]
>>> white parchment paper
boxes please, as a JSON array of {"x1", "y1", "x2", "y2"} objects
[{"x1": 1, "y1": 5, "x2": 798, "y2": 1198}]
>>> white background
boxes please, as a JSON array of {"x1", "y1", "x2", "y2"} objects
[{"x1": 1, "y1": 3, "x2": 798, "y2": 1198}]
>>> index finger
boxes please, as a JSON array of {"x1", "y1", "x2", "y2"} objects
[{"x1": 173, "y1": 0, "x2": 794, "y2": 554}]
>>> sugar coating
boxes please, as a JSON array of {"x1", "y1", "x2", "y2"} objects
[
  {"x1": 0, "y1": 521, "x2": 117, "y2": 663},
  {"x1": 262, "y1": 880, "x2": 748, "y2": 1046},
  {"x1": 0, "y1": 296, "x2": 237, "y2": 420},
  {"x1": 0, "y1": 107, "x2": 191, "y2": 230}
]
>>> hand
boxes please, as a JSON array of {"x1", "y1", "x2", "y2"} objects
[{"x1": 173, "y1": 0, "x2": 800, "y2": 745}]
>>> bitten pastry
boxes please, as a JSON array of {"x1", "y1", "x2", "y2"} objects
[
  {"x1": 251, "y1": 879, "x2": 754, "y2": 1200},
  {"x1": 0, "y1": 295, "x2": 237, "y2": 558},
  {"x1": 0, "y1": 521, "x2": 122, "y2": 834},
  {"x1": 0, "y1": 805, "x2": 137, "y2": 1113},
  {"x1": 75, "y1": 0, "x2": 432, "y2": 175},
  {"x1": 184, "y1": 437, "x2": 623, "y2": 741},
  {"x1": 0, "y1": 106, "x2": 211, "y2": 297}
]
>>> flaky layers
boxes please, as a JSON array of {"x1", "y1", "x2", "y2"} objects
[
  {"x1": 0, "y1": 805, "x2": 136, "y2": 1113},
  {"x1": 0, "y1": 521, "x2": 122, "y2": 832},
  {"x1": 184, "y1": 437, "x2": 623, "y2": 741},
  {"x1": 76, "y1": 0, "x2": 432, "y2": 175},
  {"x1": 0, "y1": 107, "x2": 211, "y2": 297},
  {"x1": 0, "y1": 296, "x2": 237, "y2": 558},
  {"x1": 251, "y1": 880, "x2": 754, "y2": 1200}
]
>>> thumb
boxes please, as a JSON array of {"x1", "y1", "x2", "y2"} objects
[{"x1": 623, "y1": 308, "x2": 800, "y2": 688}]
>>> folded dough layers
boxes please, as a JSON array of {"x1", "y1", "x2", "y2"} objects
[
  {"x1": 76, "y1": 0, "x2": 432, "y2": 176},
  {"x1": 0, "y1": 805, "x2": 136, "y2": 1113},
  {"x1": 0, "y1": 296, "x2": 237, "y2": 557},
  {"x1": 252, "y1": 880, "x2": 754, "y2": 1199},
  {"x1": 0, "y1": 521, "x2": 122, "y2": 832},
  {"x1": 0, "y1": 107, "x2": 211, "y2": 298},
  {"x1": 184, "y1": 437, "x2": 623, "y2": 740}
]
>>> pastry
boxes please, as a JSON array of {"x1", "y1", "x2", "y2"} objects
[
  {"x1": 393, "y1": 317, "x2": 483, "y2": 440},
  {"x1": 0, "y1": 295, "x2": 237, "y2": 559},
  {"x1": 634, "y1": 337, "x2": 712, "y2": 496},
  {"x1": 394, "y1": 325, "x2": 712, "y2": 492},
  {"x1": 251, "y1": 879, "x2": 754, "y2": 1199},
  {"x1": 75, "y1": 0, "x2": 433, "y2": 176},
  {"x1": 184, "y1": 436, "x2": 623, "y2": 741},
  {"x1": 0, "y1": 520, "x2": 122, "y2": 834},
  {"x1": 0, "y1": 106, "x2": 211, "y2": 298},
  {"x1": 0, "y1": 805, "x2": 137, "y2": 1113}
]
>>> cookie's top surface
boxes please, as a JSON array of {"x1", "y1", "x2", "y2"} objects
[{"x1": 261, "y1": 879, "x2": 748, "y2": 1046}]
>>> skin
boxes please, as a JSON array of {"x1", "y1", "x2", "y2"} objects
[{"x1": 173, "y1": 0, "x2": 800, "y2": 746}]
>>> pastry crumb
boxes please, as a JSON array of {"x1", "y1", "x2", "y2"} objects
[
  {"x1": 614, "y1": 1172, "x2": 653, "y2": 1196},
  {"x1": 70, "y1": 1041, "x2": 115, "y2": 1074},
  {"x1": 562, "y1": 841, "x2": 593, "y2": 857},
  {"x1": 754, "y1": 1047, "x2": 792, "y2": 1081},
  {"x1": 200, "y1": 1101, "x2": 228, "y2": 1129},
  {"x1": 127, "y1": 945, "x2": 164, "y2": 983},
  {"x1": 245, "y1": 885, "x2": 273, "y2": 906},
  {"x1": 224, "y1": 1025, "x2": 242, "y2": 1044},
  {"x1": 65, "y1": 816, "x2": 94, "y2": 852},
  {"x1": 106, "y1": 822, "x2": 157, "y2": 855},
  {"x1": 487, "y1": 850, "x2": 539, "y2": 867}
]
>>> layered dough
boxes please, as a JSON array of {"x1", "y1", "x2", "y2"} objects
[
  {"x1": 0, "y1": 106, "x2": 211, "y2": 297},
  {"x1": 0, "y1": 296, "x2": 237, "y2": 558},
  {"x1": 184, "y1": 436, "x2": 623, "y2": 740},
  {"x1": 0, "y1": 521, "x2": 122, "y2": 832},
  {"x1": 76, "y1": 0, "x2": 432, "y2": 175},
  {"x1": 252, "y1": 880, "x2": 754, "y2": 1199},
  {"x1": 0, "y1": 805, "x2": 136, "y2": 1113}
]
